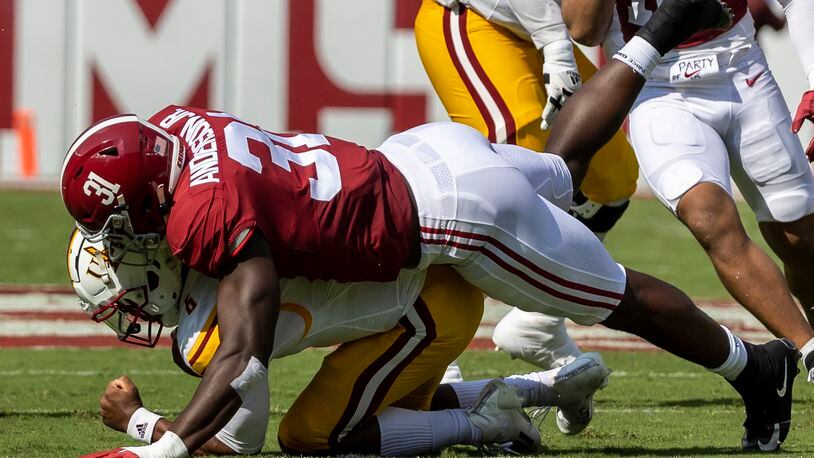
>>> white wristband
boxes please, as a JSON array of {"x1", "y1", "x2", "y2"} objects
[
  {"x1": 807, "y1": 70, "x2": 814, "y2": 91},
  {"x1": 612, "y1": 36, "x2": 661, "y2": 78},
  {"x1": 127, "y1": 407, "x2": 163, "y2": 444}
]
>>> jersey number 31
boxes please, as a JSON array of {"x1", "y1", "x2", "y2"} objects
[{"x1": 223, "y1": 121, "x2": 342, "y2": 202}]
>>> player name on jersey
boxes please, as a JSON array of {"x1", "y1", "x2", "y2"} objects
[{"x1": 158, "y1": 108, "x2": 220, "y2": 187}]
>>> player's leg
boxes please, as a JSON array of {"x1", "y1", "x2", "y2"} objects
[
  {"x1": 415, "y1": 0, "x2": 539, "y2": 146},
  {"x1": 387, "y1": 121, "x2": 798, "y2": 450},
  {"x1": 278, "y1": 266, "x2": 506, "y2": 455},
  {"x1": 721, "y1": 50, "x2": 814, "y2": 369},
  {"x1": 455, "y1": 161, "x2": 799, "y2": 449},
  {"x1": 628, "y1": 88, "x2": 814, "y2": 355}
]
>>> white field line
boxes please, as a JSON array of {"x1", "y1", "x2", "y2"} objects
[{"x1": 0, "y1": 293, "x2": 776, "y2": 349}]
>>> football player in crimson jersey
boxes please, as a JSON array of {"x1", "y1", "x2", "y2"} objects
[
  {"x1": 70, "y1": 230, "x2": 613, "y2": 456},
  {"x1": 559, "y1": 0, "x2": 814, "y2": 389},
  {"x1": 61, "y1": 2, "x2": 800, "y2": 455}
]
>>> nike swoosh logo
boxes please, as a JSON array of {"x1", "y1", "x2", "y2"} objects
[
  {"x1": 746, "y1": 71, "x2": 764, "y2": 87},
  {"x1": 684, "y1": 68, "x2": 702, "y2": 78},
  {"x1": 777, "y1": 358, "x2": 788, "y2": 397},
  {"x1": 758, "y1": 423, "x2": 781, "y2": 451}
]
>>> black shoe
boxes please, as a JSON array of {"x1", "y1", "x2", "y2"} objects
[
  {"x1": 728, "y1": 338, "x2": 800, "y2": 452},
  {"x1": 636, "y1": 0, "x2": 735, "y2": 54}
]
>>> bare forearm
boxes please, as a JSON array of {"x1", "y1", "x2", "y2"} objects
[
  {"x1": 561, "y1": 0, "x2": 614, "y2": 45},
  {"x1": 545, "y1": 59, "x2": 645, "y2": 187},
  {"x1": 168, "y1": 348, "x2": 257, "y2": 451}
]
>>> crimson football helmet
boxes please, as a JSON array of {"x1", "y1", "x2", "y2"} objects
[
  {"x1": 60, "y1": 114, "x2": 186, "y2": 260},
  {"x1": 67, "y1": 229, "x2": 182, "y2": 347}
]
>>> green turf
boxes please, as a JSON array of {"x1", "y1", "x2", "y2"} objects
[
  {"x1": 1, "y1": 348, "x2": 812, "y2": 457},
  {"x1": 0, "y1": 190, "x2": 782, "y2": 301},
  {"x1": 0, "y1": 190, "x2": 75, "y2": 285}
]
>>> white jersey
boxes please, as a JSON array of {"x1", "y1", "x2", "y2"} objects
[
  {"x1": 175, "y1": 268, "x2": 426, "y2": 373},
  {"x1": 434, "y1": 0, "x2": 569, "y2": 49}
]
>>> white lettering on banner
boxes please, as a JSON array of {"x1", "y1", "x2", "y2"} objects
[
  {"x1": 160, "y1": 109, "x2": 220, "y2": 187},
  {"x1": 83, "y1": 172, "x2": 121, "y2": 206}
]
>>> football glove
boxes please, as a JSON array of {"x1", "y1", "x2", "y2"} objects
[
  {"x1": 791, "y1": 90, "x2": 814, "y2": 161},
  {"x1": 541, "y1": 40, "x2": 581, "y2": 130}
]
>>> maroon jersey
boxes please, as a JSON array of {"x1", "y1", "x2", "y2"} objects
[
  {"x1": 150, "y1": 105, "x2": 416, "y2": 281},
  {"x1": 616, "y1": 0, "x2": 747, "y2": 48}
]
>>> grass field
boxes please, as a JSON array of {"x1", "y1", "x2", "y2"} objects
[
  {"x1": 2, "y1": 349, "x2": 814, "y2": 457},
  {"x1": 1, "y1": 190, "x2": 810, "y2": 457}
]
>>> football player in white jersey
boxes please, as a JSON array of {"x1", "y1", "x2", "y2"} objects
[
  {"x1": 559, "y1": 0, "x2": 814, "y2": 384},
  {"x1": 68, "y1": 230, "x2": 611, "y2": 456}
]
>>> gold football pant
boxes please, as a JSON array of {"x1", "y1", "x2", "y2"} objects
[
  {"x1": 414, "y1": 0, "x2": 638, "y2": 204},
  {"x1": 277, "y1": 266, "x2": 483, "y2": 454}
]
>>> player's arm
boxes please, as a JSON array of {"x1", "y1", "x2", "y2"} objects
[
  {"x1": 560, "y1": 0, "x2": 615, "y2": 46},
  {"x1": 546, "y1": 0, "x2": 732, "y2": 186},
  {"x1": 165, "y1": 233, "x2": 278, "y2": 453},
  {"x1": 95, "y1": 234, "x2": 279, "y2": 457},
  {"x1": 98, "y1": 369, "x2": 268, "y2": 455},
  {"x1": 777, "y1": 0, "x2": 814, "y2": 159}
]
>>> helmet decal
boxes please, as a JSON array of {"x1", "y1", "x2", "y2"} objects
[{"x1": 82, "y1": 171, "x2": 121, "y2": 206}]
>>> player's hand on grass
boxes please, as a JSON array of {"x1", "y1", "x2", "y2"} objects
[
  {"x1": 100, "y1": 375, "x2": 144, "y2": 432},
  {"x1": 541, "y1": 40, "x2": 582, "y2": 130},
  {"x1": 791, "y1": 90, "x2": 814, "y2": 161}
]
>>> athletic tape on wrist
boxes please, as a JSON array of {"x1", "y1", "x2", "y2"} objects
[
  {"x1": 612, "y1": 36, "x2": 660, "y2": 78},
  {"x1": 127, "y1": 407, "x2": 163, "y2": 444},
  {"x1": 230, "y1": 356, "x2": 268, "y2": 400},
  {"x1": 124, "y1": 431, "x2": 189, "y2": 458}
]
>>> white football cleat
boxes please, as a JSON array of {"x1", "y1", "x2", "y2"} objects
[
  {"x1": 552, "y1": 352, "x2": 611, "y2": 435},
  {"x1": 466, "y1": 379, "x2": 542, "y2": 453},
  {"x1": 492, "y1": 308, "x2": 581, "y2": 369},
  {"x1": 441, "y1": 360, "x2": 464, "y2": 384}
]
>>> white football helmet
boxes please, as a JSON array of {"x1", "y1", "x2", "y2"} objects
[{"x1": 67, "y1": 228, "x2": 182, "y2": 347}]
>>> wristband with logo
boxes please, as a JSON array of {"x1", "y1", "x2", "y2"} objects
[{"x1": 127, "y1": 407, "x2": 163, "y2": 444}]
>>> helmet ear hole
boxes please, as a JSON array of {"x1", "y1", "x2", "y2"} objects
[{"x1": 98, "y1": 147, "x2": 118, "y2": 157}]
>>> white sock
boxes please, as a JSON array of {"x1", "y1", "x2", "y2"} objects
[
  {"x1": 612, "y1": 36, "x2": 661, "y2": 78},
  {"x1": 377, "y1": 407, "x2": 481, "y2": 455},
  {"x1": 449, "y1": 374, "x2": 558, "y2": 408},
  {"x1": 709, "y1": 325, "x2": 748, "y2": 381},
  {"x1": 506, "y1": 371, "x2": 559, "y2": 407}
]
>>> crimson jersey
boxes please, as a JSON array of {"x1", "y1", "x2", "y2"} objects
[
  {"x1": 616, "y1": 0, "x2": 747, "y2": 48},
  {"x1": 149, "y1": 106, "x2": 416, "y2": 281}
]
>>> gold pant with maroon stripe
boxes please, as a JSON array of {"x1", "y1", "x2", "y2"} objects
[
  {"x1": 277, "y1": 266, "x2": 483, "y2": 454},
  {"x1": 414, "y1": 0, "x2": 638, "y2": 204}
]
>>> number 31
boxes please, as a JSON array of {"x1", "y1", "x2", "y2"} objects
[{"x1": 218, "y1": 116, "x2": 342, "y2": 202}]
